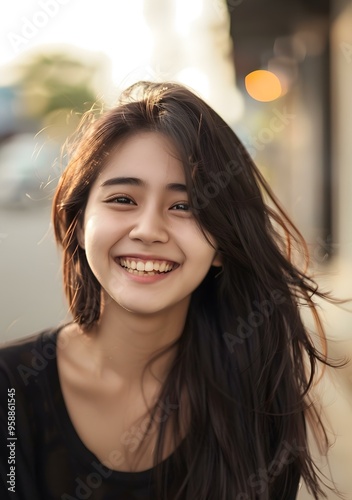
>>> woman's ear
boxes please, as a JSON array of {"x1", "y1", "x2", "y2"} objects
[
  {"x1": 76, "y1": 220, "x2": 85, "y2": 250},
  {"x1": 212, "y1": 252, "x2": 222, "y2": 267}
]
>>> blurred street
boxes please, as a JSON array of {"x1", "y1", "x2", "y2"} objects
[{"x1": 0, "y1": 205, "x2": 69, "y2": 342}]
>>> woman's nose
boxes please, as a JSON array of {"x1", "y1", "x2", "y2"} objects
[{"x1": 128, "y1": 206, "x2": 169, "y2": 244}]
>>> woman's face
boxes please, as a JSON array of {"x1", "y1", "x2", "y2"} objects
[{"x1": 78, "y1": 131, "x2": 221, "y2": 317}]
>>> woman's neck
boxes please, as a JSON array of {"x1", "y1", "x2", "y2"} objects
[{"x1": 73, "y1": 292, "x2": 190, "y2": 387}]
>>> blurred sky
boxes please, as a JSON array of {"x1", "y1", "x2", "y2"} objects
[{"x1": 0, "y1": 0, "x2": 153, "y2": 86}]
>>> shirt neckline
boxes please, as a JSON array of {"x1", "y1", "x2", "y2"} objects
[{"x1": 40, "y1": 323, "x2": 178, "y2": 484}]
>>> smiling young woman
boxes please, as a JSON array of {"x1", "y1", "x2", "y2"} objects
[{"x1": 0, "y1": 81, "x2": 346, "y2": 499}]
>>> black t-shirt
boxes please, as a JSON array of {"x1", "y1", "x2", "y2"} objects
[
  {"x1": 0, "y1": 326, "x2": 178, "y2": 499},
  {"x1": 0, "y1": 326, "x2": 301, "y2": 499}
]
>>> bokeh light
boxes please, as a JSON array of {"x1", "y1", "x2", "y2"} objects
[{"x1": 244, "y1": 69, "x2": 282, "y2": 102}]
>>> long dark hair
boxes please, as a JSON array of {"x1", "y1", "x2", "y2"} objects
[{"x1": 52, "y1": 81, "x2": 346, "y2": 499}]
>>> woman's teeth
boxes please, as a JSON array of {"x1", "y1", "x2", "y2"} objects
[{"x1": 119, "y1": 258, "x2": 175, "y2": 275}]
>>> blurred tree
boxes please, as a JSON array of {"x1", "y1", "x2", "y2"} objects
[
  {"x1": 16, "y1": 49, "x2": 106, "y2": 140},
  {"x1": 0, "y1": 48, "x2": 109, "y2": 208}
]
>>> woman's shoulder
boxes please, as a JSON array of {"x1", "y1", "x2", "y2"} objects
[
  {"x1": 0, "y1": 325, "x2": 63, "y2": 388},
  {"x1": 0, "y1": 325, "x2": 60, "y2": 358}
]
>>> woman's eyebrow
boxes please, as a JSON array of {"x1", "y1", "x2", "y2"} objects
[{"x1": 100, "y1": 177, "x2": 187, "y2": 192}]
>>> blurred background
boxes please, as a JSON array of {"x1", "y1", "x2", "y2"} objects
[{"x1": 0, "y1": 0, "x2": 351, "y2": 497}]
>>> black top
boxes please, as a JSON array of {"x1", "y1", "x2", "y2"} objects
[
  {"x1": 0, "y1": 325, "x2": 301, "y2": 499},
  {"x1": 0, "y1": 326, "x2": 177, "y2": 500}
]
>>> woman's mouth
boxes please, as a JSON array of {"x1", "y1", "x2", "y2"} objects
[{"x1": 117, "y1": 257, "x2": 179, "y2": 276}]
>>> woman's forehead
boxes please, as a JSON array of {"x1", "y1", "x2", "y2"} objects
[{"x1": 96, "y1": 131, "x2": 187, "y2": 185}]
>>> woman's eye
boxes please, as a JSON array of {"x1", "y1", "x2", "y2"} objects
[
  {"x1": 170, "y1": 202, "x2": 190, "y2": 211},
  {"x1": 106, "y1": 196, "x2": 134, "y2": 204}
]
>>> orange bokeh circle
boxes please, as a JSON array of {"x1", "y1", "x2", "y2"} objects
[{"x1": 245, "y1": 70, "x2": 282, "y2": 102}]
